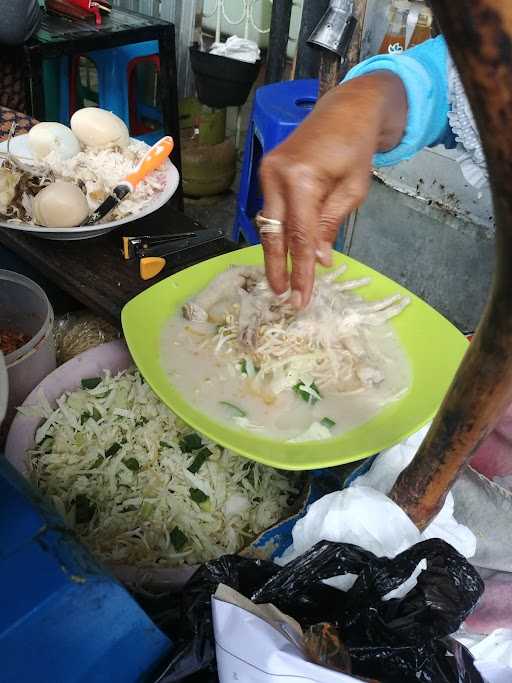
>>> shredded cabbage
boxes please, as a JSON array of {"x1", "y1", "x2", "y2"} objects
[{"x1": 26, "y1": 369, "x2": 300, "y2": 568}]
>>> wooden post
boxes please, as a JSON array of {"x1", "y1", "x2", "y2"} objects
[
  {"x1": 390, "y1": 1, "x2": 512, "y2": 529},
  {"x1": 316, "y1": 0, "x2": 368, "y2": 96},
  {"x1": 318, "y1": 52, "x2": 342, "y2": 98},
  {"x1": 265, "y1": 0, "x2": 294, "y2": 84},
  {"x1": 346, "y1": 0, "x2": 367, "y2": 70}
]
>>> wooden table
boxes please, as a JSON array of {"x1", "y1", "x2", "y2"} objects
[
  {"x1": 22, "y1": 7, "x2": 183, "y2": 207},
  {"x1": 0, "y1": 205, "x2": 237, "y2": 327}
]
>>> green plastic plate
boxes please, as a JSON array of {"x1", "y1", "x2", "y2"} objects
[{"x1": 122, "y1": 246, "x2": 468, "y2": 471}]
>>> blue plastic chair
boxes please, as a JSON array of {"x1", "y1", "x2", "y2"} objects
[
  {"x1": 59, "y1": 41, "x2": 163, "y2": 144},
  {"x1": 233, "y1": 79, "x2": 319, "y2": 244}
]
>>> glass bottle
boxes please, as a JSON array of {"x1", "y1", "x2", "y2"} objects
[
  {"x1": 379, "y1": 0, "x2": 410, "y2": 55},
  {"x1": 409, "y1": 3, "x2": 433, "y2": 47}
]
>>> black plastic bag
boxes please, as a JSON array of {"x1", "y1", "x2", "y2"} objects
[
  {"x1": 140, "y1": 556, "x2": 277, "y2": 682},
  {"x1": 145, "y1": 539, "x2": 484, "y2": 683}
]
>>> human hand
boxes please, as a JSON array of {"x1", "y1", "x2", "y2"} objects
[{"x1": 258, "y1": 72, "x2": 407, "y2": 308}]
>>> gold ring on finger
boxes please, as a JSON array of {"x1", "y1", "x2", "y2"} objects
[{"x1": 255, "y1": 211, "x2": 283, "y2": 235}]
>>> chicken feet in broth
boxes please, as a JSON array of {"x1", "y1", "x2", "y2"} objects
[
  {"x1": 183, "y1": 266, "x2": 265, "y2": 324},
  {"x1": 164, "y1": 265, "x2": 412, "y2": 442}
]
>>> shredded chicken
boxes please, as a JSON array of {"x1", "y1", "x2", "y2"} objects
[
  {"x1": 183, "y1": 265, "x2": 410, "y2": 400},
  {"x1": 42, "y1": 140, "x2": 166, "y2": 220}
]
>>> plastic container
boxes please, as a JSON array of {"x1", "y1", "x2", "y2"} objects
[
  {"x1": 0, "y1": 270, "x2": 56, "y2": 441},
  {"x1": 0, "y1": 352, "x2": 7, "y2": 426}
]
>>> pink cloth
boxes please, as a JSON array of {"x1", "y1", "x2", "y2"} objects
[
  {"x1": 471, "y1": 407, "x2": 512, "y2": 481},
  {"x1": 465, "y1": 404, "x2": 512, "y2": 634},
  {"x1": 465, "y1": 573, "x2": 512, "y2": 633}
]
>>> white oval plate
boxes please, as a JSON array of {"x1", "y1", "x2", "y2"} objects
[{"x1": 0, "y1": 135, "x2": 180, "y2": 241}]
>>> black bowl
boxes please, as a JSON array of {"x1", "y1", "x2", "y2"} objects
[{"x1": 189, "y1": 45, "x2": 261, "y2": 108}]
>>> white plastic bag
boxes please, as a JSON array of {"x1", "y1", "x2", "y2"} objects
[
  {"x1": 278, "y1": 486, "x2": 421, "y2": 583},
  {"x1": 277, "y1": 425, "x2": 476, "y2": 594}
]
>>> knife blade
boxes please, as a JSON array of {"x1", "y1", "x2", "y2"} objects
[{"x1": 82, "y1": 135, "x2": 174, "y2": 226}]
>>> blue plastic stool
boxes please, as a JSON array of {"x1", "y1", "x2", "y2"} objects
[
  {"x1": 59, "y1": 41, "x2": 163, "y2": 145},
  {"x1": 233, "y1": 79, "x2": 319, "y2": 244}
]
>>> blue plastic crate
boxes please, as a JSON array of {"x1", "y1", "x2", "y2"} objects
[{"x1": 0, "y1": 459, "x2": 172, "y2": 683}]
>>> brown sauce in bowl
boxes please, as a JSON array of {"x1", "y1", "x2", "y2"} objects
[{"x1": 0, "y1": 328, "x2": 31, "y2": 355}]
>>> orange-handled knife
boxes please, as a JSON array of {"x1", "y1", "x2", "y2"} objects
[{"x1": 83, "y1": 136, "x2": 174, "y2": 225}]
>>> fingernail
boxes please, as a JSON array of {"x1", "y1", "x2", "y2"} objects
[
  {"x1": 318, "y1": 243, "x2": 333, "y2": 264},
  {"x1": 276, "y1": 288, "x2": 292, "y2": 303},
  {"x1": 289, "y1": 290, "x2": 302, "y2": 309},
  {"x1": 316, "y1": 249, "x2": 333, "y2": 266}
]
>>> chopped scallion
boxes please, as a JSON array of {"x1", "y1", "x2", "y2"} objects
[
  {"x1": 320, "y1": 417, "x2": 336, "y2": 429},
  {"x1": 170, "y1": 526, "x2": 187, "y2": 551},
  {"x1": 188, "y1": 447, "x2": 211, "y2": 474},
  {"x1": 240, "y1": 359, "x2": 259, "y2": 377},
  {"x1": 293, "y1": 381, "x2": 322, "y2": 405},
  {"x1": 219, "y1": 401, "x2": 247, "y2": 418},
  {"x1": 190, "y1": 488, "x2": 208, "y2": 504},
  {"x1": 123, "y1": 458, "x2": 140, "y2": 472},
  {"x1": 179, "y1": 433, "x2": 203, "y2": 453},
  {"x1": 81, "y1": 377, "x2": 102, "y2": 390},
  {"x1": 80, "y1": 411, "x2": 91, "y2": 425},
  {"x1": 105, "y1": 442, "x2": 122, "y2": 458}
]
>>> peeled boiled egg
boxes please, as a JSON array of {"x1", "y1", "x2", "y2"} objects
[
  {"x1": 28, "y1": 122, "x2": 81, "y2": 160},
  {"x1": 70, "y1": 108, "x2": 130, "y2": 149},
  {"x1": 33, "y1": 181, "x2": 89, "y2": 228}
]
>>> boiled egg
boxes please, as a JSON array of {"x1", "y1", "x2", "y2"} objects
[
  {"x1": 28, "y1": 122, "x2": 81, "y2": 160},
  {"x1": 70, "y1": 108, "x2": 130, "y2": 149},
  {"x1": 33, "y1": 181, "x2": 89, "y2": 228}
]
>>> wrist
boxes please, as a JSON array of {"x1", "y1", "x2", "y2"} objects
[{"x1": 369, "y1": 71, "x2": 408, "y2": 152}]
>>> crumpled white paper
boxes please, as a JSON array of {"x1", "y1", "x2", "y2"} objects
[
  {"x1": 213, "y1": 589, "x2": 363, "y2": 683},
  {"x1": 209, "y1": 35, "x2": 260, "y2": 63},
  {"x1": 476, "y1": 662, "x2": 512, "y2": 683},
  {"x1": 456, "y1": 629, "x2": 512, "y2": 682},
  {"x1": 277, "y1": 425, "x2": 476, "y2": 593}
]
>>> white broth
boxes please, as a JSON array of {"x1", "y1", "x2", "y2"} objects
[{"x1": 161, "y1": 308, "x2": 411, "y2": 442}]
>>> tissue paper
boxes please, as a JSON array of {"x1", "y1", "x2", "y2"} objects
[{"x1": 209, "y1": 36, "x2": 260, "y2": 63}]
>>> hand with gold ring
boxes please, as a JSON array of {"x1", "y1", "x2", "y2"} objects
[{"x1": 257, "y1": 72, "x2": 408, "y2": 309}]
